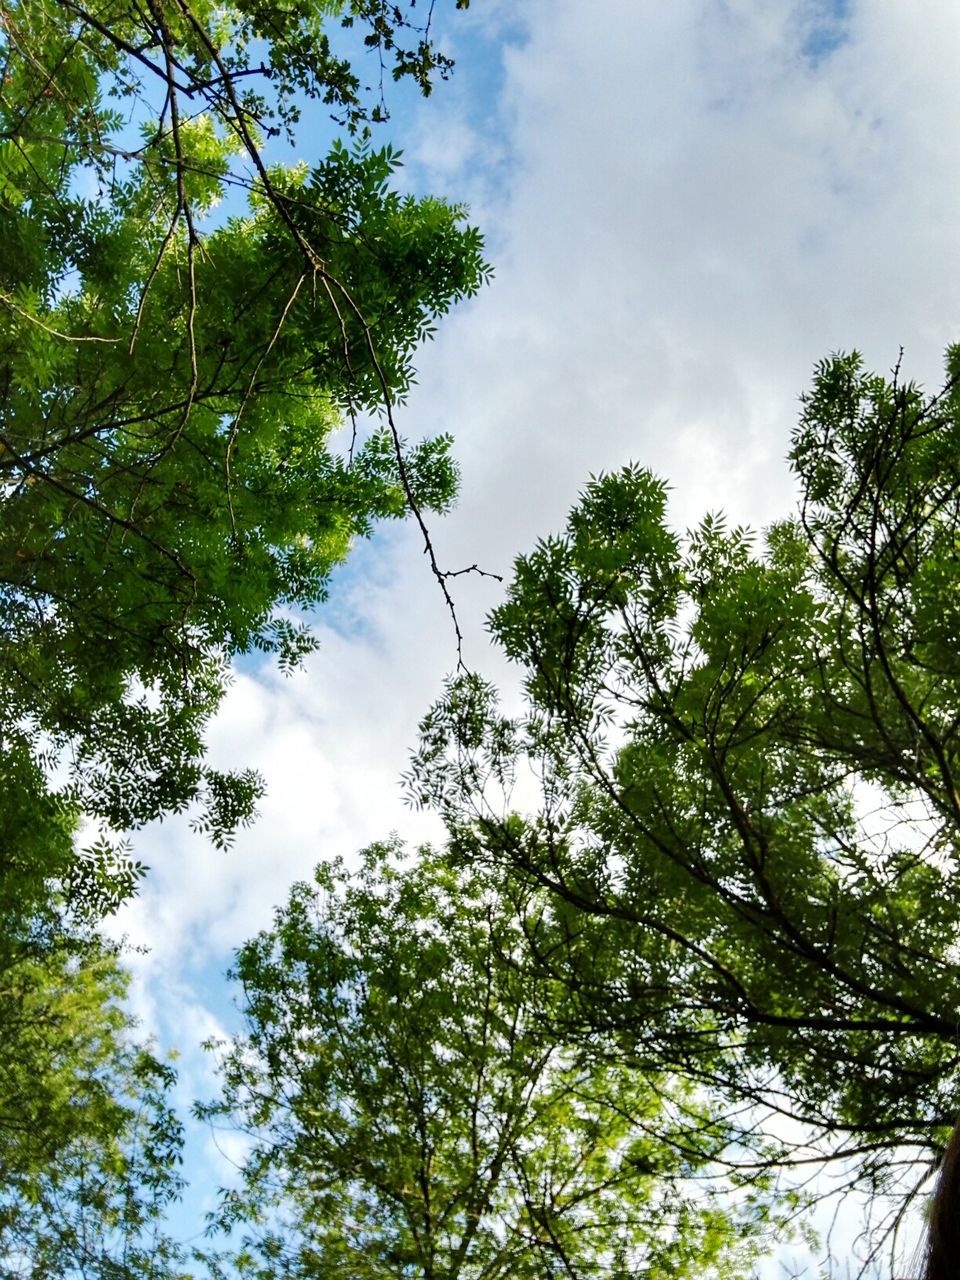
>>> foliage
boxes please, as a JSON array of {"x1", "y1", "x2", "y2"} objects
[
  {"x1": 199, "y1": 841, "x2": 771, "y2": 1279},
  {"x1": 0, "y1": 926, "x2": 187, "y2": 1279},
  {"x1": 409, "y1": 349, "x2": 960, "y2": 1206},
  {"x1": 0, "y1": 0, "x2": 488, "y2": 893}
]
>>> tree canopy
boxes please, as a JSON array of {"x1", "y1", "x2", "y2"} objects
[
  {"x1": 200, "y1": 841, "x2": 772, "y2": 1279},
  {"x1": 0, "y1": 0, "x2": 488, "y2": 902},
  {"x1": 0, "y1": 922, "x2": 187, "y2": 1279},
  {"x1": 410, "y1": 348, "x2": 960, "y2": 1217},
  {"x1": 11, "y1": 2, "x2": 959, "y2": 1271}
]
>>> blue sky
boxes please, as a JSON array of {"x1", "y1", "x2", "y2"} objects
[
  {"x1": 801, "y1": 0, "x2": 851, "y2": 66},
  {"x1": 102, "y1": 1, "x2": 960, "y2": 1271}
]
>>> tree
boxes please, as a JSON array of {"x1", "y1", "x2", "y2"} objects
[
  {"x1": 199, "y1": 841, "x2": 772, "y2": 1279},
  {"x1": 0, "y1": 0, "x2": 488, "y2": 894},
  {"x1": 0, "y1": 925, "x2": 188, "y2": 1279},
  {"x1": 409, "y1": 348, "x2": 960, "y2": 1224}
]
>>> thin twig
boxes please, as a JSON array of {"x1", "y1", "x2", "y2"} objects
[
  {"x1": 442, "y1": 563, "x2": 504, "y2": 583},
  {"x1": 0, "y1": 291, "x2": 121, "y2": 343},
  {"x1": 224, "y1": 271, "x2": 307, "y2": 536}
]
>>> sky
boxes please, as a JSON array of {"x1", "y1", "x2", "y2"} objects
[{"x1": 101, "y1": 0, "x2": 960, "y2": 1270}]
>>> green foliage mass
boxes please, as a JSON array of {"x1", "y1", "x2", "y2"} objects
[
  {"x1": 410, "y1": 348, "x2": 960, "y2": 1201},
  {"x1": 0, "y1": 0, "x2": 489, "y2": 899},
  {"x1": 0, "y1": 7, "x2": 495, "y2": 1271},
  {"x1": 0, "y1": 924, "x2": 187, "y2": 1279},
  {"x1": 199, "y1": 841, "x2": 772, "y2": 1279},
  {"x1": 12, "y1": 2, "x2": 945, "y2": 1267}
]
